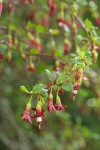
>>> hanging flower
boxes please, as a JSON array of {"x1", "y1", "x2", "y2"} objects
[
  {"x1": 55, "y1": 95, "x2": 67, "y2": 111},
  {"x1": 27, "y1": 65, "x2": 35, "y2": 72},
  {"x1": 28, "y1": 0, "x2": 34, "y2": 4},
  {"x1": 0, "y1": 0, "x2": 3, "y2": 16},
  {"x1": 32, "y1": 104, "x2": 44, "y2": 129},
  {"x1": 0, "y1": 54, "x2": 4, "y2": 60},
  {"x1": 95, "y1": 17, "x2": 100, "y2": 26},
  {"x1": 27, "y1": 56, "x2": 35, "y2": 72},
  {"x1": 48, "y1": 0, "x2": 57, "y2": 16},
  {"x1": 47, "y1": 93, "x2": 56, "y2": 113},
  {"x1": 8, "y1": 0, "x2": 13, "y2": 14},
  {"x1": 64, "y1": 40, "x2": 71, "y2": 55},
  {"x1": 58, "y1": 87, "x2": 64, "y2": 94},
  {"x1": 19, "y1": 0, "x2": 25, "y2": 5},
  {"x1": 22, "y1": 102, "x2": 32, "y2": 124}
]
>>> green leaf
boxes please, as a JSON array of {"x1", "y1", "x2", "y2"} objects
[
  {"x1": 32, "y1": 84, "x2": 46, "y2": 94},
  {"x1": 45, "y1": 70, "x2": 53, "y2": 82},
  {"x1": 0, "y1": 44, "x2": 8, "y2": 49},
  {"x1": 20, "y1": 86, "x2": 29, "y2": 93},
  {"x1": 94, "y1": 37, "x2": 100, "y2": 46},
  {"x1": 75, "y1": 35, "x2": 83, "y2": 44},
  {"x1": 81, "y1": 45, "x2": 88, "y2": 52},
  {"x1": 9, "y1": 24, "x2": 16, "y2": 30},
  {"x1": 62, "y1": 82, "x2": 73, "y2": 91},
  {"x1": 27, "y1": 21, "x2": 35, "y2": 28},
  {"x1": 72, "y1": 3, "x2": 78, "y2": 15},
  {"x1": 36, "y1": 25, "x2": 44, "y2": 33},
  {"x1": 85, "y1": 19, "x2": 93, "y2": 29},
  {"x1": 52, "y1": 29, "x2": 59, "y2": 35},
  {"x1": 30, "y1": 49, "x2": 40, "y2": 54},
  {"x1": 56, "y1": 74, "x2": 66, "y2": 84},
  {"x1": 55, "y1": 49, "x2": 63, "y2": 57},
  {"x1": 41, "y1": 89, "x2": 48, "y2": 99}
]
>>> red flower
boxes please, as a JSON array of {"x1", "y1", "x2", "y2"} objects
[
  {"x1": 28, "y1": 0, "x2": 34, "y2": 4},
  {"x1": 95, "y1": 17, "x2": 100, "y2": 26},
  {"x1": 57, "y1": 18, "x2": 65, "y2": 27},
  {"x1": 74, "y1": 84, "x2": 80, "y2": 90},
  {"x1": 75, "y1": 70, "x2": 81, "y2": 80},
  {"x1": 83, "y1": 74, "x2": 88, "y2": 81},
  {"x1": 32, "y1": 107, "x2": 44, "y2": 129},
  {"x1": 64, "y1": 19, "x2": 71, "y2": 28},
  {"x1": 22, "y1": 103, "x2": 32, "y2": 124},
  {"x1": 58, "y1": 87, "x2": 64, "y2": 94},
  {"x1": 0, "y1": 54, "x2": 4, "y2": 60},
  {"x1": 42, "y1": 15, "x2": 50, "y2": 27},
  {"x1": 32, "y1": 108, "x2": 44, "y2": 117},
  {"x1": 29, "y1": 38, "x2": 43, "y2": 52},
  {"x1": 27, "y1": 66, "x2": 35, "y2": 72},
  {"x1": 8, "y1": 0, "x2": 13, "y2": 14},
  {"x1": 55, "y1": 97, "x2": 67, "y2": 111},
  {"x1": 53, "y1": 66, "x2": 60, "y2": 71},
  {"x1": 64, "y1": 43, "x2": 70, "y2": 55},
  {"x1": 48, "y1": 0, "x2": 57, "y2": 16},
  {"x1": 0, "y1": 1, "x2": 3, "y2": 16},
  {"x1": 48, "y1": 98, "x2": 56, "y2": 113},
  {"x1": 34, "y1": 43, "x2": 43, "y2": 52},
  {"x1": 19, "y1": 0, "x2": 25, "y2": 4}
]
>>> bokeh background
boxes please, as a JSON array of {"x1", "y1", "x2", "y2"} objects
[{"x1": 0, "y1": 0, "x2": 100, "y2": 150}]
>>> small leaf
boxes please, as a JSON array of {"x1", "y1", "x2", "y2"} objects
[
  {"x1": 20, "y1": 86, "x2": 29, "y2": 93},
  {"x1": 45, "y1": 70, "x2": 53, "y2": 82},
  {"x1": 52, "y1": 29, "x2": 59, "y2": 35},
  {"x1": 9, "y1": 24, "x2": 16, "y2": 30},
  {"x1": 85, "y1": 19, "x2": 93, "y2": 29},
  {"x1": 56, "y1": 74, "x2": 66, "y2": 84},
  {"x1": 41, "y1": 89, "x2": 48, "y2": 99},
  {"x1": 27, "y1": 21, "x2": 35, "y2": 28},
  {"x1": 62, "y1": 82, "x2": 73, "y2": 91},
  {"x1": 36, "y1": 25, "x2": 44, "y2": 33},
  {"x1": 30, "y1": 49, "x2": 40, "y2": 54},
  {"x1": 72, "y1": 3, "x2": 78, "y2": 15},
  {"x1": 75, "y1": 35, "x2": 83, "y2": 44},
  {"x1": 0, "y1": 44, "x2": 8, "y2": 49},
  {"x1": 32, "y1": 84, "x2": 46, "y2": 94}
]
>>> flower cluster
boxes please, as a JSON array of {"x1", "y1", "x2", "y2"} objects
[{"x1": 22, "y1": 92, "x2": 67, "y2": 129}]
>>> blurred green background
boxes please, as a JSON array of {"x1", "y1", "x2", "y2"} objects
[{"x1": 0, "y1": 0, "x2": 100, "y2": 150}]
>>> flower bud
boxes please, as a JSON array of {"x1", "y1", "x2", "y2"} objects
[
  {"x1": 49, "y1": 93, "x2": 53, "y2": 99},
  {"x1": 26, "y1": 102, "x2": 31, "y2": 109}
]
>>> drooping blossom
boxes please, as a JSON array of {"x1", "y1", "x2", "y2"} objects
[
  {"x1": 28, "y1": 0, "x2": 34, "y2": 4},
  {"x1": 0, "y1": 0, "x2": 3, "y2": 16},
  {"x1": 22, "y1": 102, "x2": 32, "y2": 124},
  {"x1": 95, "y1": 17, "x2": 100, "y2": 26},
  {"x1": 27, "y1": 65, "x2": 35, "y2": 72},
  {"x1": 57, "y1": 18, "x2": 71, "y2": 28},
  {"x1": 64, "y1": 40, "x2": 71, "y2": 55},
  {"x1": 58, "y1": 87, "x2": 64, "y2": 94},
  {"x1": 42, "y1": 15, "x2": 50, "y2": 27},
  {"x1": 8, "y1": 0, "x2": 13, "y2": 14},
  {"x1": 0, "y1": 54, "x2": 4, "y2": 60},
  {"x1": 19, "y1": 0, "x2": 25, "y2": 5},
  {"x1": 32, "y1": 105, "x2": 44, "y2": 129},
  {"x1": 47, "y1": 93, "x2": 56, "y2": 113},
  {"x1": 55, "y1": 95, "x2": 67, "y2": 111},
  {"x1": 48, "y1": 0, "x2": 57, "y2": 16},
  {"x1": 28, "y1": 34, "x2": 43, "y2": 52}
]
